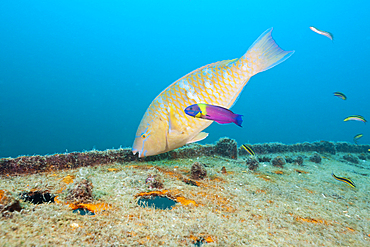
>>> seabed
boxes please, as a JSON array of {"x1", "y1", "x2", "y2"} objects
[{"x1": 1, "y1": 138, "x2": 370, "y2": 246}]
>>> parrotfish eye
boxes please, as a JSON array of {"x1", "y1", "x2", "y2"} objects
[{"x1": 136, "y1": 127, "x2": 150, "y2": 141}]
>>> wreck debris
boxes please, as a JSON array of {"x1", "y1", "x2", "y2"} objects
[
  {"x1": 271, "y1": 156, "x2": 286, "y2": 168},
  {"x1": 1, "y1": 139, "x2": 370, "y2": 176},
  {"x1": 246, "y1": 156, "x2": 259, "y2": 171},
  {"x1": 0, "y1": 190, "x2": 21, "y2": 217},
  {"x1": 295, "y1": 156, "x2": 304, "y2": 166},
  {"x1": 215, "y1": 138, "x2": 238, "y2": 159},
  {"x1": 342, "y1": 154, "x2": 359, "y2": 164},
  {"x1": 309, "y1": 153, "x2": 322, "y2": 164},
  {"x1": 65, "y1": 179, "x2": 94, "y2": 204},
  {"x1": 145, "y1": 174, "x2": 164, "y2": 189},
  {"x1": 20, "y1": 190, "x2": 55, "y2": 204},
  {"x1": 190, "y1": 162, "x2": 207, "y2": 180}
]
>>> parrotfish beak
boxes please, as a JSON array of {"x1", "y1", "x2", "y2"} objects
[
  {"x1": 132, "y1": 147, "x2": 147, "y2": 158},
  {"x1": 132, "y1": 149, "x2": 141, "y2": 157},
  {"x1": 184, "y1": 104, "x2": 201, "y2": 117},
  {"x1": 132, "y1": 136, "x2": 147, "y2": 158}
]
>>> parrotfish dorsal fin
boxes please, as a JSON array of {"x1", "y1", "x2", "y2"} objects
[
  {"x1": 187, "y1": 132, "x2": 209, "y2": 144},
  {"x1": 212, "y1": 58, "x2": 238, "y2": 67}
]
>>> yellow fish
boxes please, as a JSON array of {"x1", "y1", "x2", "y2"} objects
[{"x1": 132, "y1": 28, "x2": 294, "y2": 157}]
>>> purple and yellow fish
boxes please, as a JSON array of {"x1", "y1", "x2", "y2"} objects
[
  {"x1": 132, "y1": 28, "x2": 294, "y2": 157},
  {"x1": 184, "y1": 103, "x2": 243, "y2": 127}
]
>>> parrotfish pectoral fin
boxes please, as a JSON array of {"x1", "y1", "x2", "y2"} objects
[
  {"x1": 242, "y1": 28, "x2": 294, "y2": 74},
  {"x1": 187, "y1": 132, "x2": 209, "y2": 144},
  {"x1": 168, "y1": 105, "x2": 182, "y2": 134}
]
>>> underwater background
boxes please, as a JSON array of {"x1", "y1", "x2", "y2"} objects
[{"x1": 1, "y1": 0, "x2": 369, "y2": 158}]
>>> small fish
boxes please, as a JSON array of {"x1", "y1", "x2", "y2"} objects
[
  {"x1": 344, "y1": 115, "x2": 367, "y2": 123},
  {"x1": 353, "y1": 134, "x2": 363, "y2": 144},
  {"x1": 332, "y1": 173, "x2": 356, "y2": 188},
  {"x1": 184, "y1": 103, "x2": 243, "y2": 127},
  {"x1": 310, "y1": 26, "x2": 333, "y2": 41},
  {"x1": 242, "y1": 144, "x2": 255, "y2": 156},
  {"x1": 333, "y1": 92, "x2": 346, "y2": 100}
]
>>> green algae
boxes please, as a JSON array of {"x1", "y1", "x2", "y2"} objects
[{"x1": 0, "y1": 145, "x2": 370, "y2": 246}]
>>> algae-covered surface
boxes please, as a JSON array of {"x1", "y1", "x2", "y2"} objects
[{"x1": 1, "y1": 150, "x2": 370, "y2": 246}]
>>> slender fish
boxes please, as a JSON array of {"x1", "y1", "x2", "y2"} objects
[
  {"x1": 310, "y1": 26, "x2": 333, "y2": 41},
  {"x1": 333, "y1": 92, "x2": 346, "y2": 100},
  {"x1": 344, "y1": 115, "x2": 367, "y2": 123},
  {"x1": 184, "y1": 103, "x2": 243, "y2": 127},
  {"x1": 332, "y1": 173, "x2": 356, "y2": 188},
  {"x1": 353, "y1": 133, "x2": 363, "y2": 144},
  {"x1": 132, "y1": 28, "x2": 294, "y2": 157},
  {"x1": 242, "y1": 144, "x2": 255, "y2": 156}
]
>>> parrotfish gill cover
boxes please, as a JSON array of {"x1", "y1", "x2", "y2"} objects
[{"x1": 132, "y1": 28, "x2": 294, "y2": 157}]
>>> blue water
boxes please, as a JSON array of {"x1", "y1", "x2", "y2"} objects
[{"x1": 1, "y1": 1, "x2": 369, "y2": 158}]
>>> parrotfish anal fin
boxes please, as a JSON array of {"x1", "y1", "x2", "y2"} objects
[
  {"x1": 168, "y1": 105, "x2": 182, "y2": 134},
  {"x1": 187, "y1": 132, "x2": 208, "y2": 144}
]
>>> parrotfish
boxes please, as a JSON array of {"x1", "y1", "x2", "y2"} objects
[
  {"x1": 184, "y1": 103, "x2": 243, "y2": 127},
  {"x1": 132, "y1": 28, "x2": 294, "y2": 157},
  {"x1": 309, "y1": 26, "x2": 333, "y2": 41}
]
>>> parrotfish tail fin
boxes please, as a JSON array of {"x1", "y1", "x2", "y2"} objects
[
  {"x1": 235, "y1": 114, "x2": 243, "y2": 127},
  {"x1": 240, "y1": 28, "x2": 294, "y2": 75}
]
